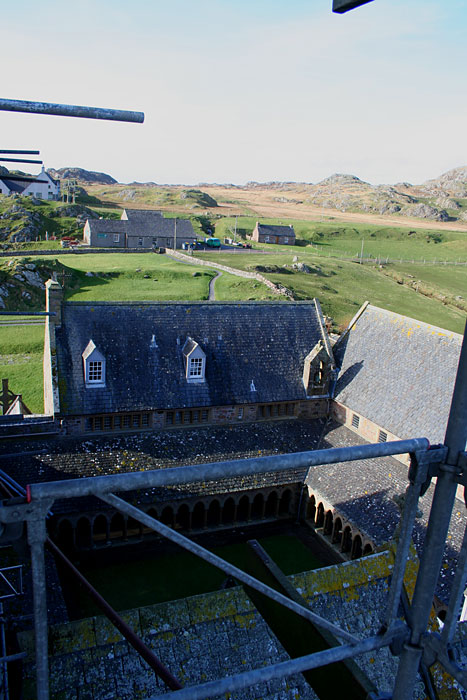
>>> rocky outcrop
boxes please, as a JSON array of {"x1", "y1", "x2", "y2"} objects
[
  {"x1": 47, "y1": 167, "x2": 117, "y2": 185},
  {"x1": 0, "y1": 204, "x2": 42, "y2": 242}
]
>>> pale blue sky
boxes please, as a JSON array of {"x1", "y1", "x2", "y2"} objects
[{"x1": 1, "y1": 0, "x2": 466, "y2": 185}]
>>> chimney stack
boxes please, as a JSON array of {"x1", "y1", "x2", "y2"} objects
[{"x1": 45, "y1": 278, "x2": 63, "y2": 326}]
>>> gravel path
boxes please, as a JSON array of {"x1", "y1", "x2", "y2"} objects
[{"x1": 208, "y1": 271, "x2": 222, "y2": 300}]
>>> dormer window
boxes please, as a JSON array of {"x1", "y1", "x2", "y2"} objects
[
  {"x1": 182, "y1": 337, "x2": 206, "y2": 383},
  {"x1": 82, "y1": 340, "x2": 106, "y2": 387}
]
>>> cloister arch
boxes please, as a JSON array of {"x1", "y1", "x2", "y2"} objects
[
  {"x1": 176, "y1": 504, "x2": 191, "y2": 530},
  {"x1": 351, "y1": 535, "x2": 363, "y2": 560},
  {"x1": 324, "y1": 510, "x2": 333, "y2": 536},
  {"x1": 316, "y1": 502, "x2": 325, "y2": 528},
  {"x1": 93, "y1": 514, "x2": 108, "y2": 544},
  {"x1": 110, "y1": 513, "x2": 125, "y2": 540},
  {"x1": 342, "y1": 526, "x2": 352, "y2": 553},
  {"x1": 265, "y1": 491, "x2": 278, "y2": 518},
  {"x1": 251, "y1": 493, "x2": 265, "y2": 520},
  {"x1": 279, "y1": 489, "x2": 292, "y2": 516},
  {"x1": 237, "y1": 495, "x2": 250, "y2": 522},
  {"x1": 207, "y1": 500, "x2": 221, "y2": 527},
  {"x1": 57, "y1": 519, "x2": 74, "y2": 551},
  {"x1": 332, "y1": 517, "x2": 343, "y2": 545},
  {"x1": 192, "y1": 502, "x2": 206, "y2": 530},
  {"x1": 222, "y1": 497, "x2": 235, "y2": 525},
  {"x1": 306, "y1": 495, "x2": 316, "y2": 522}
]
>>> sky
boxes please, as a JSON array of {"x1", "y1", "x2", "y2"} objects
[{"x1": 1, "y1": 0, "x2": 466, "y2": 186}]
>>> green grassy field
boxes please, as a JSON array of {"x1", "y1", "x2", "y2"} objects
[
  {"x1": 1, "y1": 217, "x2": 465, "y2": 413},
  {"x1": 196, "y1": 251, "x2": 467, "y2": 333},
  {"x1": 214, "y1": 216, "x2": 467, "y2": 262},
  {"x1": 0, "y1": 324, "x2": 44, "y2": 413}
]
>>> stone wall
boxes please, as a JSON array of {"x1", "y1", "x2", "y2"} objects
[{"x1": 167, "y1": 249, "x2": 293, "y2": 298}]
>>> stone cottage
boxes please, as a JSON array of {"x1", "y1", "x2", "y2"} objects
[{"x1": 251, "y1": 222, "x2": 296, "y2": 245}]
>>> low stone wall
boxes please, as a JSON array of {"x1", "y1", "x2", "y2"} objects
[
  {"x1": 0, "y1": 248, "x2": 154, "y2": 257},
  {"x1": 167, "y1": 249, "x2": 294, "y2": 298}
]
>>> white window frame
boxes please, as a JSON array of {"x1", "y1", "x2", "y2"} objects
[
  {"x1": 82, "y1": 340, "x2": 106, "y2": 388},
  {"x1": 113, "y1": 233, "x2": 120, "y2": 243},
  {"x1": 189, "y1": 356, "x2": 204, "y2": 378},
  {"x1": 87, "y1": 361, "x2": 103, "y2": 383}
]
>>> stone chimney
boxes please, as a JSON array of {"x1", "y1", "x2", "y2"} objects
[{"x1": 45, "y1": 278, "x2": 63, "y2": 327}]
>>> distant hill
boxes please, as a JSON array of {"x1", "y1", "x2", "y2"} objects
[
  {"x1": 237, "y1": 167, "x2": 467, "y2": 223},
  {"x1": 47, "y1": 167, "x2": 117, "y2": 185}
]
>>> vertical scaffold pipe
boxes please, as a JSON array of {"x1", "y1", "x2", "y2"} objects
[{"x1": 393, "y1": 321, "x2": 467, "y2": 700}]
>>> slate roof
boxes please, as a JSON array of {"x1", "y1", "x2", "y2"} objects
[
  {"x1": 258, "y1": 223, "x2": 295, "y2": 238},
  {"x1": 86, "y1": 212, "x2": 196, "y2": 240},
  {"x1": 333, "y1": 305, "x2": 463, "y2": 443},
  {"x1": 86, "y1": 219, "x2": 127, "y2": 233},
  {"x1": 122, "y1": 208, "x2": 163, "y2": 221},
  {"x1": 55, "y1": 301, "x2": 326, "y2": 416},
  {"x1": 125, "y1": 217, "x2": 196, "y2": 240},
  {"x1": 314, "y1": 421, "x2": 466, "y2": 603},
  {"x1": 0, "y1": 178, "x2": 25, "y2": 193}
]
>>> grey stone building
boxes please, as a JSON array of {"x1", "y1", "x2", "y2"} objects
[
  {"x1": 251, "y1": 222, "x2": 296, "y2": 245},
  {"x1": 83, "y1": 208, "x2": 197, "y2": 249},
  {"x1": 43, "y1": 280, "x2": 335, "y2": 435},
  {"x1": 331, "y1": 302, "x2": 464, "y2": 451}
]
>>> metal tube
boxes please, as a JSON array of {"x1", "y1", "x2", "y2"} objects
[
  {"x1": 102, "y1": 493, "x2": 358, "y2": 644},
  {"x1": 29, "y1": 438, "x2": 429, "y2": 502},
  {"x1": 0, "y1": 312, "x2": 54, "y2": 316},
  {"x1": 393, "y1": 323, "x2": 467, "y2": 700},
  {"x1": 27, "y1": 519, "x2": 49, "y2": 700},
  {"x1": 0, "y1": 98, "x2": 144, "y2": 123},
  {"x1": 384, "y1": 479, "x2": 425, "y2": 628},
  {"x1": 440, "y1": 522, "x2": 467, "y2": 644},
  {"x1": 0, "y1": 158, "x2": 42, "y2": 164},
  {"x1": 157, "y1": 628, "x2": 402, "y2": 700},
  {"x1": 0, "y1": 150, "x2": 40, "y2": 155},
  {"x1": 46, "y1": 538, "x2": 182, "y2": 690}
]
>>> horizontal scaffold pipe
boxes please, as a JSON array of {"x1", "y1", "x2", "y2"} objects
[
  {"x1": 0, "y1": 98, "x2": 144, "y2": 123},
  {"x1": 28, "y1": 438, "x2": 430, "y2": 502}
]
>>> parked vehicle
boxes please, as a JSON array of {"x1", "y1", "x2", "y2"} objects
[{"x1": 204, "y1": 237, "x2": 221, "y2": 248}]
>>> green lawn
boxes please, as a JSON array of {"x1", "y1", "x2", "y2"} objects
[{"x1": 0, "y1": 324, "x2": 44, "y2": 413}]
